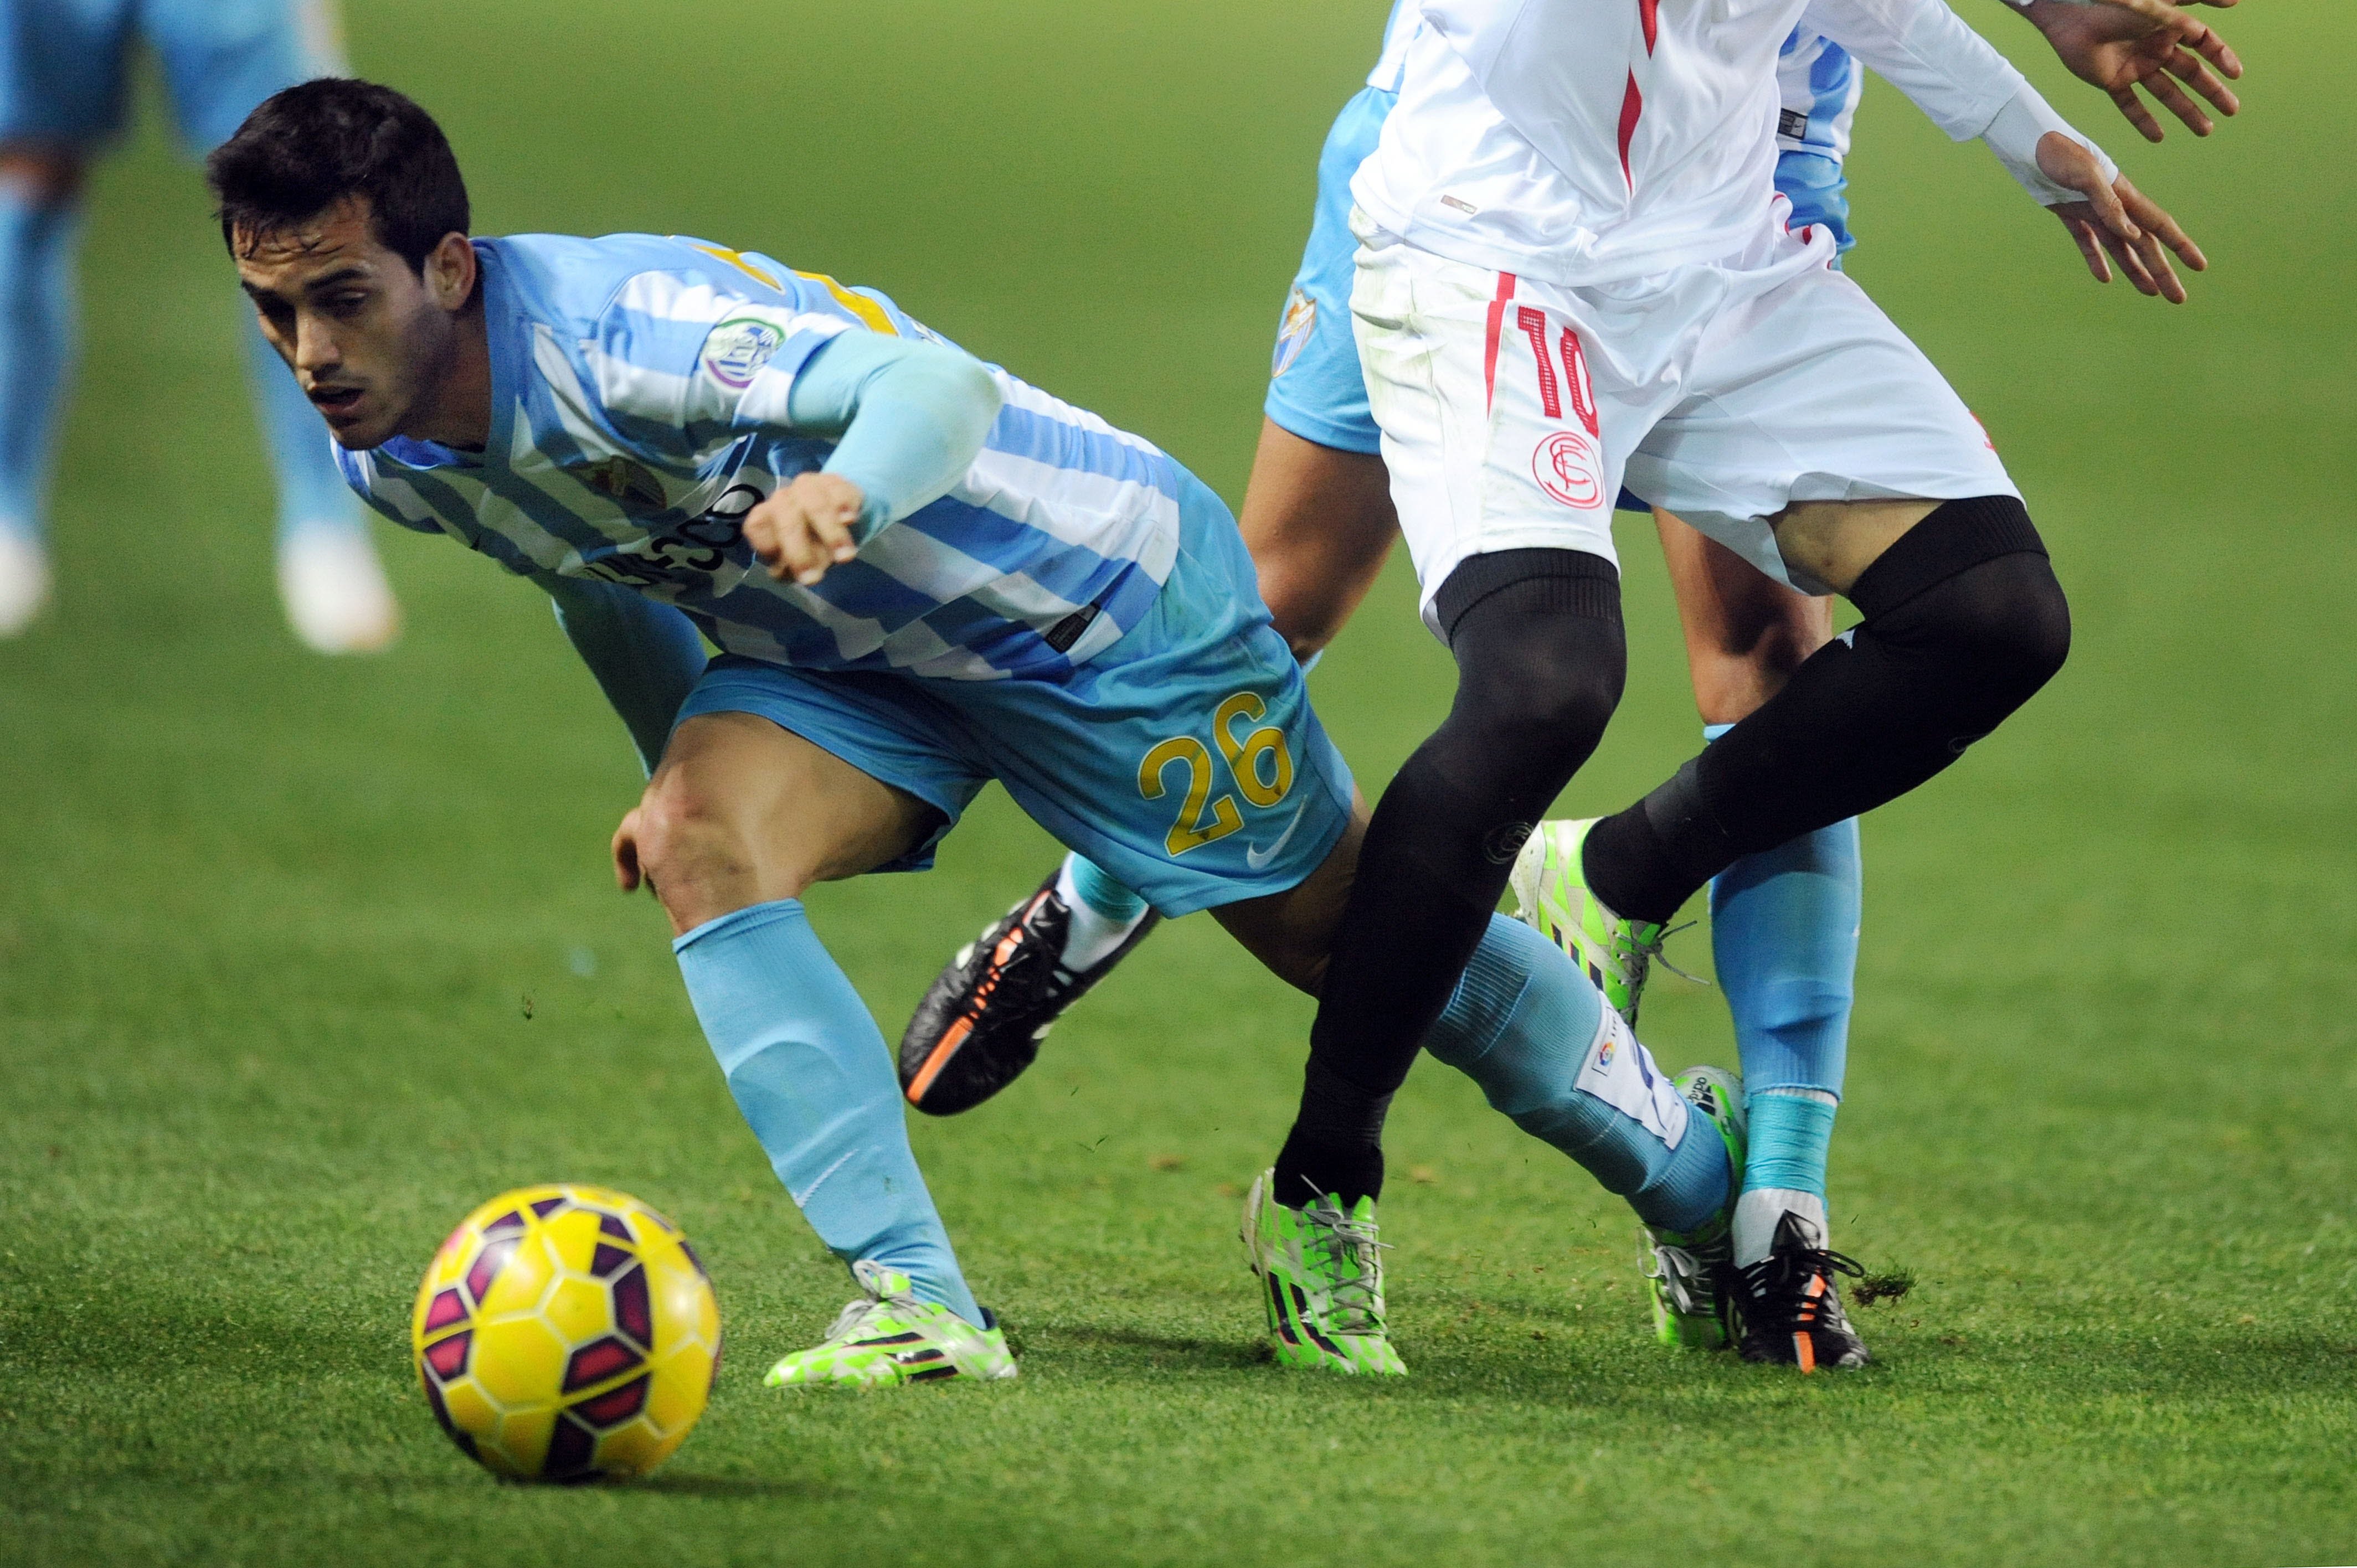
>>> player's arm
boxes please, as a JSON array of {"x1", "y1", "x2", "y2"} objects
[
  {"x1": 1803, "y1": 0, "x2": 2204, "y2": 301},
  {"x1": 536, "y1": 574, "x2": 709, "y2": 776},
  {"x1": 1998, "y1": 0, "x2": 2242, "y2": 142},
  {"x1": 743, "y1": 332, "x2": 1003, "y2": 587}
]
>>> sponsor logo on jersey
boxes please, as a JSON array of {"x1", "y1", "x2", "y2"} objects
[
  {"x1": 701, "y1": 317, "x2": 788, "y2": 390},
  {"x1": 1270, "y1": 287, "x2": 1316, "y2": 379},
  {"x1": 1533, "y1": 430, "x2": 1604, "y2": 510},
  {"x1": 1778, "y1": 107, "x2": 1810, "y2": 143},
  {"x1": 580, "y1": 456, "x2": 668, "y2": 512}
]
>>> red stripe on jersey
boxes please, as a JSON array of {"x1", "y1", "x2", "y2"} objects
[
  {"x1": 1618, "y1": 72, "x2": 1642, "y2": 189},
  {"x1": 1483, "y1": 272, "x2": 1517, "y2": 411},
  {"x1": 1638, "y1": 0, "x2": 1659, "y2": 54}
]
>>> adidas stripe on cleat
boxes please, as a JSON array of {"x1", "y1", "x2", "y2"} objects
[
  {"x1": 898, "y1": 870, "x2": 1161, "y2": 1116},
  {"x1": 1509, "y1": 818, "x2": 1690, "y2": 1027},
  {"x1": 764, "y1": 1260, "x2": 1018, "y2": 1389},
  {"x1": 1240, "y1": 1170, "x2": 1406, "y2": 1376}
]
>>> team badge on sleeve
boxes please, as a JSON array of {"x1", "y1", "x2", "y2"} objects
[
  {"x1": 699, "y1": 316, "x2": 788, "y2": 390},
  {"x1": 1271, "y1": 288, "x2": 1317, "y2": 379}
]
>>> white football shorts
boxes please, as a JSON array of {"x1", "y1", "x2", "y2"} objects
[{"x1": 1347, "y1": 205, "x2": 2018, "y2": 631}]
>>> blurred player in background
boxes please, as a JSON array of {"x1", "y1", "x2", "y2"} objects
[
  {"x1": 897, "y1": 0, "x2": 2237, "y2": 1370},
  {"x1": 0, "y1": 0, "x2": 399, "y2": 648}
]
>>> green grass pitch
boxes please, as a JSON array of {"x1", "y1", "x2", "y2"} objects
[{"x1": 2, "y1": 1, "x2": 2352, "y2": 1562}]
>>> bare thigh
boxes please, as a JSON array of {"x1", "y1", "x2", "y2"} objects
[
  {"x1": 616, "y1": 711, "x2": 941, "y2": 936},
  {"x1": 1237, "y1": 419, "x2": 1397, "y2": 663},
  {"x1": 1769, "y1": 497, "x2": 1939, "y2": 599},
  {"x1": 1208, "y1": 795, "x2": 1368, "y2": 997}
]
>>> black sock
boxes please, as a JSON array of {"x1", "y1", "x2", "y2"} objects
[
  {"x1": 1282, "y1": 549, "x2": 1626, "y2": 1204},
  {"x1": 1584, "y1": 497, "x2": 2069, "y2": 925},
  {"x1": 1270, "y1": 1059, "x2": 1393, "y2": 1208}
]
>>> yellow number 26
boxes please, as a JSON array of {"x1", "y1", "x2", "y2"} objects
[{"x1": 1136, "y1": 692, "x2": 1297, "y2": 858}]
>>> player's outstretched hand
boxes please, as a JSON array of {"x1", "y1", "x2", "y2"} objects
[
  {"x1": 2027, "y1": 0, "x2": 2242, "y2": 142},
  {"x1": 2036, "y1": 133, "x2": 2206, "y2": 304},
  {"x1": 746, "y1": 472, "x2": 866, "y2": 586}
]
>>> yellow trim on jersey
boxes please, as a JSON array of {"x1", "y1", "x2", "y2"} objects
[
  {"x1": 792, "y1": 270, "x2": 898, "y2": 337},
  {"x1": 680, "y1": 243, "x2": 897, "y2": 337},
  {"x1": 685, "y1": 243, "x2": 783, "y2": 289}
]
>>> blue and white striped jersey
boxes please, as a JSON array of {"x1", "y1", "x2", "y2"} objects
[
  {"x1": 1776, "y1": 28, "x2": 1864, "y2": 163},
  {"x1": 336, "y1": 234, "x2": 1181, "y2": 682}
]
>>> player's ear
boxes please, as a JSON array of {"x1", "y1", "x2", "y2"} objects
[{"x1": 424, "y1": 231, "x2": 477, "y2": 313}]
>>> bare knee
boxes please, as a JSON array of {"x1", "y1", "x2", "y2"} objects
[
  {"x1": 630, "y1": 771, "x2": 780, "y2": 931},
  {"x1": 1687, "y1": 604, "x2": 1831, "y2": 724}
]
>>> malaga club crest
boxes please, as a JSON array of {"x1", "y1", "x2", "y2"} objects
[
  {"x1": 700, "y1": 316, "x2": 787, "y2": 390},
  {"x1": 1271, "y1": 287, "x2": 1317, "y2": 379}
]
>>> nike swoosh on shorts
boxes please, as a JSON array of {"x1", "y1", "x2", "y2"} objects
[{"x1": 1244, "y1": 803, "x2": 1310, "y2": 871}]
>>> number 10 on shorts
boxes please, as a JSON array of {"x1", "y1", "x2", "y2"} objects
[
  {"x1": 1136, "y1": 693, "x2": 1296, "y2": 858},
  {"x1": 1504, "y1": 303, "x2": 1604, "y2": 512}
]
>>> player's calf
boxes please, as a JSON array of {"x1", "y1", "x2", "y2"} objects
[{"x1": 1583, "y1": 498, "x2": 2070, "y2": 929}]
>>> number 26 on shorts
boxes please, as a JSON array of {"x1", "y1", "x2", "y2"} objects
[{"x1": 1136, "y1": 692, "x2": 1296, "y2": 858}]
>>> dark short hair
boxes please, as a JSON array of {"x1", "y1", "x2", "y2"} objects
[{"x1": 207, "y1": 79, "x2": 469, "y2": 273}]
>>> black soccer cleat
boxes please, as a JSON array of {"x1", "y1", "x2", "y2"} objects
[
  {"x1": 897, "y1": 870, "x2": 1161, "y2": 1116},
  {"x1": 1735, "y1": 1210, "x2": 1872, "y2": 1372}
]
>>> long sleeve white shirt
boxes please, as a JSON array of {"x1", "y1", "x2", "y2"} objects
[{"x1": 1352, "y1": 0, "x2": 2107, "y2": 287}]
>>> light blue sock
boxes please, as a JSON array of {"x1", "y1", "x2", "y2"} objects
[
  {"x1": 1702, "y1": 721, "x2": 1860, "y2": 1202},
  {"x1": 673, "y1": 900, "x2": 982, "y2": 1325},
  {"x1": 1424, "y1": 914, "x2": 1730, "y2": 1232},
  {"x1": 1062, "y1": 852, "x2": 1149, "y2": 924},
  {"x1": 1744, "y1": 1092, "x2": 1836, "y2": 1196},
  {"x1": 244, "y1": 312, "x2": 367, "y2": 543},
  {"x1": 0, "y1": 189, "x2": 80, "y2": 537}
]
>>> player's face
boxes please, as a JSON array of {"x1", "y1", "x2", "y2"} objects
[{"x1": 234, "y1": 200, "x2": 471, "y2": 450}]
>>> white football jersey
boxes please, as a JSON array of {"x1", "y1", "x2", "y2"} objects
[{"x1": 1354, "y1": 0, "x2": 2041, "y2": 286}]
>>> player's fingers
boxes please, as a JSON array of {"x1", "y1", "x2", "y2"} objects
[
  {"x1": 612, "y1": 815, "x2": 643, "y2": 893},
  {"x1": 778, "y1": 513, "x2": 834, "y2": 585},
  {"x1": 2099, "y1": 225, "x2": 2162, "y2": 297},
  {"x1": 2145, "y1": 73, "x2": 2216, "y2": 136},
  {"x1": 2126, "y1": 188, "x2": 2207, "y2": 271},
  {"x1": 2188, "y1": 28, "x2": 2242, "y2": 78},
  {"x1": 2063, "y1": 215, "x2": 2113, "y2": 285},
  {"x1": 804, "y1": 499, "x2": 858, "y2": 565},
  {"x1": 2165, "y1": 48, "x2": 2240, "y2": 114},
  {"x1": 2134, "y1": 225, "x2": 2188, "y2": 303},
  {"x1": 2082, "y1": 172, "x2": 2140, "y2": 244},
  {"x1": 2112, "y1": 85, "x2": 2167, "y2": 145}
]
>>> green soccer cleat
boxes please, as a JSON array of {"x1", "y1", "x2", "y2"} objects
[
  {"x1": 764, "y1": 1260, "x2": 1018, "y2": 1390},
  {"x1": 1639, "y1": 1065, "x2": 1749, "y2": 1351},
  {"x1": 1509, "y1": 818, "x2": 1684, "y2": 1027},
  {"x1": 1241, "y1": 1170, "x2": 1407, "y2": 1376}
]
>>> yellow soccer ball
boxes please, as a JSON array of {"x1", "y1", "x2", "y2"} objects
[{"x1": 411, "y1": 1183, "x2": 722, "y2": 1482}]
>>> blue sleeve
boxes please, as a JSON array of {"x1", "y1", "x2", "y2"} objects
[
  {"x1": 782, "y1": 332, "x2": 1004, "y2": 543},
  {"x1": 537, "y1": 573, "x2": 709, "y2": 777}
]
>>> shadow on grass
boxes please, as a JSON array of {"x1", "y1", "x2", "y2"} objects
[
  {"x1": 631, "y1": 1471, "x2": 850, "y2": 1502},
  {"x1": 1026, "y1": 1322, "x2": 1268, "y2": 1373}
]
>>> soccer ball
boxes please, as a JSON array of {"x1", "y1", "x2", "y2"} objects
[{"x1": 410, "y1": 1183, "x2": 722, "y2": 1482}]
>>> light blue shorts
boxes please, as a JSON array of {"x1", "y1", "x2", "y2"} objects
[
  {"x1": 1264, "y1": 87, "x2": 1857, "y2": 494},
  {"x1": 676, "y1": 471, "x2": 1357, "y2": 919},
  {"x1": 0, "y1": 0, "x2": 336, "y2": 153}
]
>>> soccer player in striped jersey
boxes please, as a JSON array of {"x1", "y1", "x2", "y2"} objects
[
  {"x1": 895, "y1": 0, "x2": 2240, "y2": 1371},
  {"x1": 209, "y1": 78, "x2": 1760, "y2": 1384}
]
